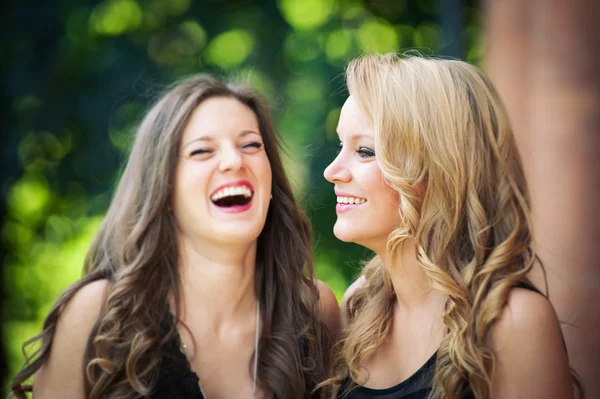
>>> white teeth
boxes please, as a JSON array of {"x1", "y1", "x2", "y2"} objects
[
  {"x1": 211, "y1": 185, "x2": 253, "y2": 201},
  {"x1": 336, "y1": 196, "x2": 367, "y2": 204}
]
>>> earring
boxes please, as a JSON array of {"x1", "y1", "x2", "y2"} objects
[{"x1": 270, "y1": 194, "x2": 273, "y2": 200}]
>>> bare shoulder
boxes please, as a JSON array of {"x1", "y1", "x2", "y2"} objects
[
  {"x1": 58, "y1": 279, "x2": 110, "y2": 331},
  {"x1": 33, "y1": 279, "x2": 111, "y2": 398},
  {"x1": 490, "y1": 287, "x2": 573, "y2": 398},
  {"x1": 491, "y1": 287, "x2": 561, "y2": 348},
  {"x1": 316, "y1": 280, "x2": 341, "y2": 339},
  {"x1": 341, "y1": 275, "x2": 366, "y2": 310},
  {"x1": 340, "y1": 275, "x2": 366, "y2": 327}
]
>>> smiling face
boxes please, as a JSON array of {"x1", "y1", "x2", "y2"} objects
[
  {"x1": 323, "y1": 96, "x2": 402, "y2": 254},
  {"x1": 171, "y1": 96, "x2": 272, "y2": 246}
]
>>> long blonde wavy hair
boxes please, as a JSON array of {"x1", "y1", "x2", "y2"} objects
[
  {"x1": 11, "y1": 75, "x2": 330, "y2": 398},
  {"x1": 322, "y1": 53, "x2": 583, "y2": 398}
]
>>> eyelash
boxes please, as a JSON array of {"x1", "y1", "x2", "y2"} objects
[
  {"x1": 190, "y1": 149, "x2": 211, "y2": 156},
  {"x1": 243, "y1": 142, "x2": 263, "y2": 149},
  {"x1": 189, "y1": 142, "x2": 263, "y2": 157},
  {"x1": 336, "y1": 143, "x2": 375, "y2": 159}
]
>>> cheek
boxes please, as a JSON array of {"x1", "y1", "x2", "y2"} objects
[
  {"x1": 375, "y1": 189, "x2": 401, "y2": 220},
  {"x1": 369, "y1": 171, "x2": 402, "y2": 220},
  {"x1": 364, "y1": 164, "x2": 398, "y2": 199},
  {"x1": 255, "y1": 155, "x2": 272, "y2": 189},
  {"x1": 172, "y1": 165, "x2": 210, "y2": 209}
]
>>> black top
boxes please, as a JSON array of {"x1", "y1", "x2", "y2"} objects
[
  {"x1": 338, "y1": 282, "x2": 545, "y2": 399},
  {"x1": 338, "y1": 352, "x2": 438, "y2": 399},
  {"x1": 144, "y1": 319, "x2": 205, "y2": 398},
  {"x1": 142, "y1": 282, "x2": 548, "y2": 398},
  {"x1": 90, "y1": 312, "x2": 203, "y2": 398}
]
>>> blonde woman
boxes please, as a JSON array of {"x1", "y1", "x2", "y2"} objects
[{"x1": 321, "y1": 54, "x2": 582, "y2": 398}]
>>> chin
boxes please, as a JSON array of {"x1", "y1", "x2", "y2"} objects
[
  {"x1": 215, "y1": 225, "x2": 263, "y2": 244},
  {"x1": 333, "y1": 224, "x2": 361, "y2": 243},
  {"x1": 333, "y1": 224, "x2": 384, "y2": 253}
]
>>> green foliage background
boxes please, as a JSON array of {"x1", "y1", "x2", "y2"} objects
[{"x1": 1, "y1": 0, "x2": 481, "y2": 394}]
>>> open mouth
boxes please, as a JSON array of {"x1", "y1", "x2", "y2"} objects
[
  {"x1": 212, "y1": 194, "x2": 252, "y2": 207},
  {"x1": 210, "y1": 185, "x2": 253, "y2": 210},
  {"x1": 335, "y1": 194, "x2": 367, "y2": 213},
  {"x1": 336, "y1": 196, "x2": 367, "y2": 205}
]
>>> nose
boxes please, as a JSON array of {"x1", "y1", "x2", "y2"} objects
[
  {"x1": 218, "y1": 145, "x2": 244, "y2": 172},
  {"x1": 324, "y1": 153, "x2": 351, "y2": 183}
]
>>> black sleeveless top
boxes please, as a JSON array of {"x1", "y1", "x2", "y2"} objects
[
  {"x1": 143, "y1": 315, "x2": 205, "y2": 398},
  {"x1": 337, "y1": 282, "x2": 546, "y2": 399},
  {"x1": 337, "y1": 351, "x2": 476, "y2": 399},
  {"x1": 338, "y1": 351, "x2": 439, "y2": 399}
]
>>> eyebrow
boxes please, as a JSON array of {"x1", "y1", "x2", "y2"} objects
[
  {"x1": 335, "y1": 128, "x2": 372, "y2": 141},
  {"x1": 183, "y1": 130, "x2": 261, "y2": 149}
]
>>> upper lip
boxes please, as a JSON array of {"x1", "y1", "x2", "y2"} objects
[
  {"x1": 210, "y1": 180, "x2": 254, "y2": 197},
  {"x1": 334, "y1": 189, "x2": 365, "y2": 198}
]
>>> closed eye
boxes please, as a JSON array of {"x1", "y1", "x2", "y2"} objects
[
  {"x1": 190, "y1": 148, "x2": 213, "y2": 156},
  {"x1": 242, "y1": 141, "x2": 264, "y2": 153},
  {"x1": 243, "y1": 142, "x2": 263, "y2": 149}
]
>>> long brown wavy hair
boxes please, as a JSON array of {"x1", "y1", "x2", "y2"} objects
[
  {"x1": 321, "y1": 53, "x2": 583, "y2": 398},
  {"x1": 11, "y1": 75, "x2": 330, "y2": 398}
]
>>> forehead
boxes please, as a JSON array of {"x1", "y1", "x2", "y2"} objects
[
  {"x1": 337, "y1": 95, "x2": 375, "y2": 139},
  {"x1": 181, "y1": 96, "x2": 260, "y2": 142}
]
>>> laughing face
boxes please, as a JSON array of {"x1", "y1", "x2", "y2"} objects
[
  {"x1": 171, "y1": 96, "x2": 272, "y2": 246},
  {"x1": 324, "y1": 96, "x2": 402, "y2": 254}
]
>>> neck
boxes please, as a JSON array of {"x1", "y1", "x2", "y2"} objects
[
  {"x1": 380, "y1": 238, "x2": 445, "y2": 310},
  {"x1": 177, "y1": 235, "x2": 258, "y2": 329}
]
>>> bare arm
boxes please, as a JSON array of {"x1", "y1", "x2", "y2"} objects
[
  {"x1": 490, "y1": 287, "x2": 574, "y2": 398},
  {"x1": 33, "y1": 279, "x2": 109, "y2": 398},
  {"x1": 316, "y1": 280, "x2": 341, "y2": 340}
]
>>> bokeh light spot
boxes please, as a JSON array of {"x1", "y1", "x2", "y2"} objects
[
  {"x1": 325, "y1": 30, "x2": 353, "y2": 61},
  {"x1": 205, "y1": 30, "x2": 254, "y2": 69},
  {"x1": 413, "y1": 22, "x2": 442, "y2": 51},
  {"x1": 162, "y1": 0, "x2": 191, "y2": 16},
  {"x1": 6, "y1": 177, "x2": 52, "y2": 226},
  {"x1": 89, "y1": 0, "x2": 143, "y2": 36},
  {"x1": 180, "y1": 20, "x2": 207, "y2": 50},
  {"x1": 2, "y1": 221, "x2": 34, "y2": 251},
  {"x1": 357, "y1": 19, "x2": 398, "y2": 53},
  {"x1": 148, "y1": 21, "x2": 206, "y2": 66},
  {"x1": 284, "y1": 32, "x2": 323, "y2": 63},
  {"x1": 278, "y1": 0, "x2": 336, "y2": 30}
]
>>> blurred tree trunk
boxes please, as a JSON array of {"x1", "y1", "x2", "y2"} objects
[{"x1": 485, "y1": 0, "x2": 600, "y2": 394}]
